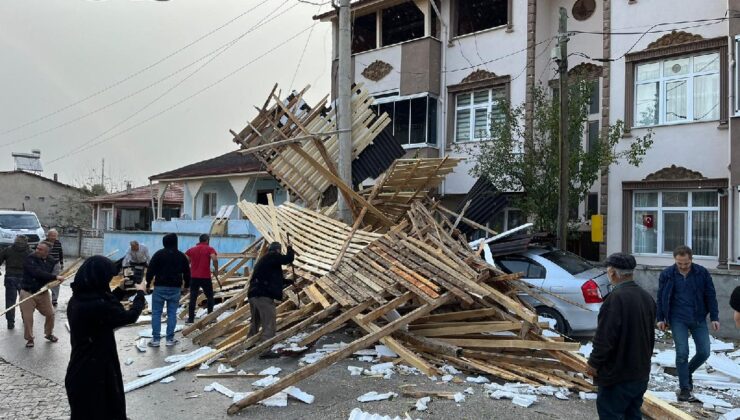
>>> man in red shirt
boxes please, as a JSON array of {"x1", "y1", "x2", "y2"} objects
[{"x1": 185, "y1": 234, "x2": 218, "y2": 324}]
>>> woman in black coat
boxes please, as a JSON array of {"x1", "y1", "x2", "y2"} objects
[{"x1": 65, "y1": 256, "x2": 146, "y2": 420}]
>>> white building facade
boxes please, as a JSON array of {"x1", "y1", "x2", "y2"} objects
[{"x1": 317, "y1": 0, "x2": 740, "y2": 268}]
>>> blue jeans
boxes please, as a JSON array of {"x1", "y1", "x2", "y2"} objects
[
  {"x1": 671, "y1": 318, "x2": 711, "y2": 390},
  {"x1": 151, "y1": 286, "x2": 181, "y2": 341},
  {"x1": 597, "y1": 379, "x2": 648, "y2": 420}
]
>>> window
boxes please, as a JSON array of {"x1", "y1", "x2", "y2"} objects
[
  {"x1": 373, "y1": 94, "x2": 438, "y2": 146},
  {"x1": 495, "y1": 256, "x2": 546, "y2": 279},
  {"x1": 455, "y1": 0, "x2": 509, "y2": 36},
  {"x1": 586, "y1": 193, "x2": 598, "y2": 219},
  {"x1": 489, "y1": 208, "x2": 523, "y2": 233},
  {"x1": 202, "y1": 192, "x2": 217, "y2": 217},
  {"x1": 454, "y1": 87, "x2": 505, "y2": 142},
  {"x1": 632, "y1": 191, "x2": 719, "y2": 257},
  {"x1": 381, "y1": 1, "x2": 424, "y2": 47},
  {"x1": 587, "y1": 120, "x2": 599, "y2": 154},
  {"x1": 633, "y1": 52, "x2": 720, "y2": 127},
  {"x1": 256, "y1": 190, "x2": 271, "y2": 205},
  {"x1": 541, "y1": 250, "x2": 594, "y2": 275},
  {"x1": 352, "y1": 13, "x2": 377, "y2": 54}
]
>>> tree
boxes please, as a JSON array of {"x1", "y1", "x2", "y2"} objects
[{"x1": 463, "y1": 80, "x2": 654, "y2": 234}]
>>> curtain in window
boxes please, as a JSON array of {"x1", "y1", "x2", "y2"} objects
[
  {"x1": 665, "y1": 80, "x2": 688, "y2": 122},
  {"x1": 694, "y1": 74, "x2": 720, "y2": 121},
  {"x1": 635, "y1": 82, "x2": 659, "y2": 126},
  {"x1": 634, "y1": 210, "x2": 658, "y2": 253},
  {"x1": 456, "y1": 109, "x2": 470, "y2": 141},
  {"x1": 692, "y1": 210, "x2": 718, "y2": 256},
  {"x1": 663, "y1": 211, "x2": 687, "y2": 253}
]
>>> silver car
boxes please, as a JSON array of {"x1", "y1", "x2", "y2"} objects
[{"x1": 485, "y1": 246, "x2": 608, "y2": 336}]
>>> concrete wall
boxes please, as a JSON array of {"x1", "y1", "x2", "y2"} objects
[
  {"x1": 152, "y1": 219, "x2": 258, "y2": 236},
  {"x1": 633, "y1": 265, "x2": 740, "y2": 339},
  {"x1": 0, "y1": 172, "x2": 91, "y2": 228},
  {"x1": 181, "y1": 178, "x2": 286, "y2": 220}
]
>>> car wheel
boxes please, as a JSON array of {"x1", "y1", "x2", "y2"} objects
[{"x1": 536, "y1": 306, "x2": 569, "y2": 335}]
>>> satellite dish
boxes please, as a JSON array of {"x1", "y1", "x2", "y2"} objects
[{"x1": 572, "y1": 0, "x2": 596, "y2": 21}]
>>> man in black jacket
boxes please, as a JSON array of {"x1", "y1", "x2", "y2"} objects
[
  {"x1": 588, "y1": 252, "x2": 656, "y2": 419},
  {"x1": 20, "y1": 242, "x2": 65, "y2": 348},
  {"x1": 247, "y1": 240, "x2": 294, "y2": 359},
  {"x1": 145, "y1": 233, "x2": 190, "y2": 347},
  {"x1": 0, "y1": 235, "x2": 32, "y2": 329}
]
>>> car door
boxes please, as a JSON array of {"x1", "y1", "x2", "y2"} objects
[{"x1": 493, "y1": 255, "x2": 547, "y2": 289}]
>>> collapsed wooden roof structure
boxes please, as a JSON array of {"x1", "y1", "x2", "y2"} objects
[{"x1": 171, "y1": 84, "x2": 680, "y2": 419}]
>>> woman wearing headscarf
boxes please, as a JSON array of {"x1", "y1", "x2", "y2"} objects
[{"x1": 65, "y1": 255, "x2": 146, "y2": 420}]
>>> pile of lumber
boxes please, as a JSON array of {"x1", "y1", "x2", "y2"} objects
[{"x1": 180, "y1": 200, "x2": 594, "y2": 415}]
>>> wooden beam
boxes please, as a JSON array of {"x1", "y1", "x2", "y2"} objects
[
  {"x1": 297, "y1": 300, "x2": 372, "y2": 347},
  {"x1": 642, "y1": 391, "x2": 695, "y2": 420},
  {"x1": 227, "y1": 294, "x2": 452, "y2": 414},
  {"x1": 435, "y1": 338, "x2": 581, "y2": 351},
  {"x1": 437, "y1": 204, "x2": 499, "y2": 237}
]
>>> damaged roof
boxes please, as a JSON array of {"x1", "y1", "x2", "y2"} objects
[
  {"x1": 351, "y1": 126, "x2": 405, "y2": 186},
  {"x1": 87, "y1": 183, "x2": 184, "y2": 204},
  {"x1": 149, "y1": 151, "x2": 265, "y2": 181},
  {"x1": 454, "y1": 176, "x2": 509, "y2": 235}
]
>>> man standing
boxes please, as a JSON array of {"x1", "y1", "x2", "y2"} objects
[
  {"x1": 145, "y1": 233, "x2": 190, "y2": 347},
  {"x1": 657, "y1": 245, "x2": 720, "y2": 401},
  {"x1": 731, "y1": 286, "x2": 740, "y2": 328},
  {"x1": 247, "y1": 240, "x2": 294, "y2": 359},
  {"x1": 21, "y1": 242, "x2": 65, "y2": 348},
  {"x1": 0, "y1": 236, "x2": 32, "y2": 329},
  {"x1": 122, "y1": 240, "x2": 150, "y2": 268},
  {"x1": 185, "y1": 234, "x2": 218, "y2": 324},
  {"x1": 588, "y1": 253, "x2": 655, "y2": 419},
  {"x1": 46, "y1": 229, "x2": 64, "y2": 306}
]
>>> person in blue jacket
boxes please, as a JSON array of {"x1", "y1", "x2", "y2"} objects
[{"x1": 656, "y1": 245, "x2": 720, "y2": 402}]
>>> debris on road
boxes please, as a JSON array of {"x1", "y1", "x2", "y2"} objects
[{"x1": 357, "y1": 391, "x2": 398, "y2": 403}]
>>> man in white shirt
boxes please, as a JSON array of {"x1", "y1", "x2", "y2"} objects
[{"x1": 123, "y1": 241, "x2": 150, "y2": 267}]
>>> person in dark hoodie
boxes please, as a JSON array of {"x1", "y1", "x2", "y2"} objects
[
  {"x1": 145, "y1": 233, "x2": 190, "y2": 347},
  {"x1": 65, "y1": 256, "x2": 146, "y2": 420},
  {"x1": 247, "y1": 240, "x2": 294, "y2": 359},
  {"x1": 20, "y1": 241, "x2": 65, "y2": 348},
  {"x1": 0, "y1": 235, "x2": 32, "y2": 329}
]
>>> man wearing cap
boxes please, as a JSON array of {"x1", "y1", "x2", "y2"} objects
[
  {"x1": 588, "y1": 252, "x2": 656, "y2": 419},
  {"x1": 247, "y1": 239, "x2": 294, "y2": 359},
  {"x1": 657, "y1": 245, "x2": 719, "y2": 402}
]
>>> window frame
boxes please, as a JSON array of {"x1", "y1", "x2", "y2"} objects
[
  {"x1": 631, "y1": 190, "x2": 720, "y2": 257},
  {"x1": 372, "y1": 92, "x2": 439, "y2": 147},
  {"x1": 735, "y1": 35, "x2": 740, "y2": 115},
  {"x1": 624, "y1": 36, "x2": 728, "y2": 133},
  {"x1": 202, "y1": 192, "x2": 218, "y2": 217},
  {"x1": 453, "y1": 86, "x2": 506, "y2": 143},
  {"x1": 452, "y1": 0, "x2": 513, "y2": 38}
]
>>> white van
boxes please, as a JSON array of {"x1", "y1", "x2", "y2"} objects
[{"x1": 0, "y1": 211, "x2": 46, "y2": 250}]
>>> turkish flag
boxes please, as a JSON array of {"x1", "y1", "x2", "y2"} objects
[{"x1": 643, "y1": 214, "x2": 654, "y2": 229}]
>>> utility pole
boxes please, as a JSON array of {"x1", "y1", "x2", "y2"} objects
[
  {"x1": 556, "y1": 7, "x2": 569, "y2": 250},
  {"x1": 336, "y1": 0, "x2": 353, "y2": 224},
  {"x1": 101, "y1": 158, "x2": 105, "y2": 188}
]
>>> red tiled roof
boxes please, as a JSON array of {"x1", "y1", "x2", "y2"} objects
[
  {"x1": 87, "y1": 183, "x2": 183, "y2": 204},
  {"x1": 149, "y1": 151, "x2": 264, "y2": 181}
]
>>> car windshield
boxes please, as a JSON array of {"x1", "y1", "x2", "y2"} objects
[
  {"x1": 0, "y1": 214, "x2": 40, "y2": 230},
  {"x1": 540, "y1": 249, "x2": 594, "y2": 275}
]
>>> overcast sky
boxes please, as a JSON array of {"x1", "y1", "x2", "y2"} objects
[{"x1": 0, "y1": 0, "x2": 333, "y2": 189}]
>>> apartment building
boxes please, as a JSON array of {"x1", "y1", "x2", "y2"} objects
[{"x1": 316, "y1": 0, "x2": 739, "y2": 269}]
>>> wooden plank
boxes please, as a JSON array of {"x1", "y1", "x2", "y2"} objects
[
  {"x1": 411, "y1": 322, "x2": 532, "y2": 337},
  {"x1": 360, "y1": 292, "x2": 414, "y2": 324},
  {"x1": 642, "y1": 391, "x2": 695, "y2": 420},
  {"x1": 436, "y1": 338, "x2": 581, "y2": 351},
  {"x1": 227, "y1": 294, "x2": 452, "y2": 414},
  {"x1": 415, "y1": 308, "x2": 502, "y2": 323},
  {"x1": 437, "y1": 204, "x2": 499, "y2": 237},
  {"x1": 297, "y1": 300, "x2": 373, "y2": 347},
  {"x1": 305, "y1": 284, "x2": 332, "y2": 308}
]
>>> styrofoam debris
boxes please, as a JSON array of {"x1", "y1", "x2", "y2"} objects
[
  {"x1": 464, "y1": 387, "x2": 474, "y2": 395},
  {"x1": 441, "y1": 364, "x2": 461, "y2": 375},
  {"x1": 138, "y1": 324, "x2": 184, "y2": 338},
  {"x1": 195, "y1": 308, "x2": 207, "y2": 319},
  {"x1": 555, "y1": 391, "x2": 569, "y2": 400},
  {"x1": 217, "y1": 364, "x2": 235, "y2": 374},
  {"x1": 354, "y1": 349, "x2": 378, "y2": 357},
  {"x1": 374, "y1": 345, "x2": 398, "y2": 358},
  {"x1": 489, "y1": 390, "x2": 519, "y2": 400},
  {"x1": 542, "y1": 330, "x2": 560, "y2": 338},
  {"x1": 185, "y1": 394, "x2": 200, "y2": 399},
  {"x1": 415, "y1": 396, "x2": 431, "y2": 411},
  {"x1": 368, "y1": 362, "x2": 394, "y2": 379},
  {"x1": 286, "y1": 386, "x2": 315, "y2": 404},
  {"x1": 579, "y1": 342, "x2": 593, "y2": 359},
  {"x1": 719, "y1": 408, "x2": 740, "y2": 420},
  {"x1": 321, "y1": 342, "x2": 349, "y2": 351},
  {"x1": 231, "y1": 391, "x2": 289, "y2": 407},
  {"x1": 348, "y1": 408, "x2": 402, "y2": 420},
  {"x1": 441, "y1": 374, "x2": 454, "y2": 383},
  {"x1": 357, "y1": 356, "x2": 375, "y2": 363},
  {"x1": 396, "y1": 365, "x2": 421, "y2": 376},
  {"x1": 453, "y1": 392, "x2": 465, "y2": 403},
  {"x1": 649, "y1": 391, "x2": 677, "y2": 403},
  {"x1": 286, "y1": 332, "x2": 310, "y2": 343},
  {"x1": 300, "y1": 352, "x2": 325, "y2": 365},
  {"x1": 259, "y1": 366, "x2": 282, "y2": 376},
  {"x1": 357, "y1": 391, "x2": 398, "y2": 402},
  {"x1": 204, "y1": 382, "x2": 235, "y2": 398},
  {"x1": 579, "y1": 392, "x2": 597, "y2": 400},
  {"x1": 252, "y1": 375, "x2": 280, "y2": 388},
  {"x1": 199, "y1": 363, "x2": 210, "y2": 370},
  {"x1": 512, "y1": 395, "x2": 536, "y2": 407},
  {"x1": 707, "y1": 354, "x2": 740, "y2": 380},
  {"x1": 348, "y1": 366, "x2": 364, "y2": 376},
  {"x1": 164, "y1": 353, "x2": 189, "y2": 363},
  {"x1": 160, "y1": 376, "x2": 176, "y2": 384},
  {"x1": 124, "y1": 358, "x2": 134, "y2": 366},
  {"x1": 466, "y1": 376, "x2": 490, "y2": 384},
  {"x1": 281, "y1": 343, "x2": 309, "y2": 353},
  {"x1": 216, "y1": 310, "x2": 234, "y2": 322},
  {"x1": 695, "y1": 393, "x2": 733, "y2": 408},
  {"x1": 125, "y1": 346, "x2": 214, "y2": 393},
  {"x1": 538, "y1": 316, "x2": 557, "y2": 329},
  {"x1": 135, "y1": 338, "x2": 147, "y2": 353}
]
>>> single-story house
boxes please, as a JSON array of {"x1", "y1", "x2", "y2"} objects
[{"x1": 87, "y1": 183, "x2": 183, "y2": 231}]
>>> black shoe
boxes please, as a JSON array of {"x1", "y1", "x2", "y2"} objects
[
  {"x1": 258, "y1": 351, "x2": 281, "y2": 360},
  {"x1": 689, "y1": 376, "x2": 693, "y2": 391},
  {"x1": 677, "y1": 389, "x2": 699, "y2": 402},
  {"x1": 7, "y1": 322, "x2": 14, "y2": 330}
]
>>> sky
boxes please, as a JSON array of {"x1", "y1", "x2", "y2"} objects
[{"x1": 0, "y1": 0, "x2": 333, "y2": 190}]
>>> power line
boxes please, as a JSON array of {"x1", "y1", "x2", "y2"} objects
[
  {"x1": 0, "y1": 0, "x2": 296, "y2": 149},
  {"x1": 289, "y1": 5, "x2": 322, "y2": 91},
  {"x1": 46, "y1": 23, "x2": 316, "y2": 165},
  {"x1": 0, "y1": 0, "x2": 274, "y2": 137}
]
